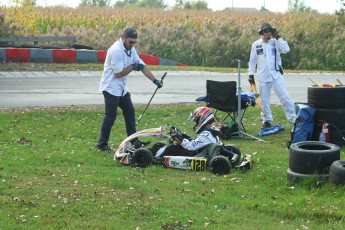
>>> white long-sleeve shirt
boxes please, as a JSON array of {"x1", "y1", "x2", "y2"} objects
[
  {"x1": 181, "y1": 129, "x2": 220, "y2": 151},
  {"x1": 99, "y1": 37, "x2": 145, "y2": 96},
  {"x1": 248, "y1": 37, "x2": 290, "y2": 82}
]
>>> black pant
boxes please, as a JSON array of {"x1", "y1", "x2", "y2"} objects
[
  {"x1": 163, "y1": 144, "x2": 196, "y2": 157},
  {"x1": 97, "y1": 91, "x2": 136, "y2": 148}
]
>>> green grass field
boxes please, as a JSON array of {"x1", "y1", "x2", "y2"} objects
[{"x1": 0, "y1": 103, "x2": 344, "y2": 229}]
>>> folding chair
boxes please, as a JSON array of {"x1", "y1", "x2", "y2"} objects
[{"x1": 205, "y1": 80, "x2": 253, "y2": 132}]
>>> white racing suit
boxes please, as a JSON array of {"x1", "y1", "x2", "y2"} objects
[
  {"x1": 156, "y1": 127, "x2": 220, "y2": 157},
  {"x1": 248, "y1": 37, "x2": 296, "y2": 123}
]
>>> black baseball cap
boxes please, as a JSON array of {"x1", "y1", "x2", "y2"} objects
[
  {"x1": 261, "y1": 22, "x2": 272, "y2": 31},
  {"x1": 123, "y1": 27, "x2": 138, "y2": 39}
]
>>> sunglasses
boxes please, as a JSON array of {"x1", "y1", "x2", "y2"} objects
[
  {"x1": 263, "y1": 27, "x2": 273, "y2": 33},
  {"x1": 128, "y1": 40, "x2": 137, "y2": 45}
]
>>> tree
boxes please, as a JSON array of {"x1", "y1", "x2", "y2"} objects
[
  {"x1": 114, "y1": 0, "x2": 165, "y2": 8},
  {"x1": 288, "y1": 0, "x2": 315, "y2": 13},
  {"x1": 114, "y1": 0, "x2": 138, "y2": 7},
  {"x1": 79, "y1": 0, "x2": 111, "y2": 7},
  {"x1": 174, "y1": 0, "x2": 208, "y2": 10},
  {"x1": 192, "y1": 0, "x2": 208, "y2": 10},
  {"x1": 136, "y1": 0, "x2": 167, "y2": 8},
  {"x1": 339, "y1": 0, "x2": 345, "y2": 13},
  {"x1": 8, "y1": 0, "x2": 37, "y2": 6}
]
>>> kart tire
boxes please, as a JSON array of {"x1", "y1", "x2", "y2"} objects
[
  {"x1": 289, "y1": 141, "x2": 340, "y2": 174},
  {"x1": 209, "y1": 155, "x2": 232, "y2": 175},
  {"x1": 329, "y1": 160, "x2": 345, "y2": 185},
  {"x1": 131, "y1": 148, "x2": 153, "y2": 168},
  {"x1": 308, "y1": 86, "x2": 345, "y2": 109},
  {"x1": 286, "y1": 168, "x2": 329, "y2": 182},
  {"x1": 223, "y1": 144, "x2": 242, "y2": 165}
]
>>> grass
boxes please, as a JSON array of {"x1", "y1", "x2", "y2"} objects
[
  {"x1": 0, "y1": 63, "x2": 236, "y2": 73},
  {"x1": 0, "y1": 63, "x2": 338, "y2": 74},
  {"x1": 0, "y1": 103, "x2": 344, "y2": 229}
]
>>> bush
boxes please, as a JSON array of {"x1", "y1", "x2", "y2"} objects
[{"x1": 1, "y1": 6, "x2": 345, "y2": 70}]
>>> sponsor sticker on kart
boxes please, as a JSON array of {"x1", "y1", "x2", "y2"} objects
[{"x1": 164, "y1": 156, "x2": 207, "y2": 171}]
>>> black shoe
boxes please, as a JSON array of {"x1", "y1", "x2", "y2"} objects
[
  {"x1": 262, "y1": 121, "x2": 272, "y2": 129},
  {"x1": 133, "y1": 140, "x2": 151, "y2": 149},
  {"x1": 97, "y1": 145, "x2": 113, "y2": 152}
]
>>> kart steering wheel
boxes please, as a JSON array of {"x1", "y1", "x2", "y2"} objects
[{"x1": 170, "y1": 126, "x2": 182, "y2": 135}]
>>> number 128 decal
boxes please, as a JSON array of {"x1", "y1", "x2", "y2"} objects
[{"x1": 190, "y1": 158, "x2": 207, "y2": 171}]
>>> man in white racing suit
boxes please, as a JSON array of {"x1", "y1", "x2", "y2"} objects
[
  {"x1": 154, "y1": 107, "x2": 221, "y2": 157},
  {"x1": 248, "y1": 22, "x2": 296, "y2": 129}
]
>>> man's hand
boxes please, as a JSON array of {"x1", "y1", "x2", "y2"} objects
[
  {"x1": 272, "y1": 28, "x2": 281, "y2": 39},
  {"x1": 248, "y1": 75, "x2": 255, "y2": 85},
  {"x1": 170, "y1": 132, "x2": 184, "y2": 144},
  {"x1": 153, "y1": 79, "x2": 163, "y2": 88},
  {"x1": 132, "y1": 62, "x2": 144, "y2": 71}
]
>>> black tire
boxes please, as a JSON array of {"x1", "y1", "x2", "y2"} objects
[
  {"x1": 329, "y1": 160, "x2": 345, "y2": 185},
  {"x1": 308, "y1": 86, "x2": 345, "y2": 109},
  {"x1": 289, "y1": 141, "x2": 340, "y2": 174},
  {"x1": 72, "y1": 43, "x2": 94, "y2": 50},
  {"x1": 131, "y1": 148, "x2": 153, "y2": 168},
  {"x1": 222, "y1": 144, "x2": 242, "y2": 165},
  {"x1": 286, "y1": 168, "x2": 329, "y2": 182},
  {"x1": 209, "y1": 155, "x2": 232, "y2": 175}
]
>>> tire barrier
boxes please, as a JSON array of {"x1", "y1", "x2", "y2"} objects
[
  {"x1": 0, "y1": 47, "x2": 185, "y2": 66},
  {"x1": 289, "y1": 141, "x2": 340, "y2": 174},
  {"x1": 5, "y1": 47, "x2": 30, "y2": 63},
  {"x1": 329, "y1": 160, "x2": 345, "y2": 185},
  {"x1": 308, "y1": 86, "x2": 345, "y2": 146},
  {"x1": 286, "y1": 168, "x2": 329, "y2": 182},
  {"x1": 287, "y1": 141, "x2": 340, "y2": 182},
  {"x1": 53, "y1": 49, "x2": 76, "y2": 63},
  {"x1": 308, "y1": 86, "x2": 345, "y2": 109},
  {"x1": 30, "y1": 48, "x2": 53, "y2": 63}
]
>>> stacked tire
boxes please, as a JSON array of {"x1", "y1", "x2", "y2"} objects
[
  {"x1": 329, "y1": 160, "x2": 345, "y2": 185},
  {"x1": 287, "y1": 141, "x2": 340, "y2": 182},
  {"x1": 308, "y1": 85, "x2": 345, "y2": 146}
]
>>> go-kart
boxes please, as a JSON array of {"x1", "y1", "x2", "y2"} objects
[{"x1": 114, "y1": 126, "x2": 242, "y2": 175}]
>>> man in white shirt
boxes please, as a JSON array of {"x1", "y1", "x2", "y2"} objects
[
  {"x1": 97, "y1": 27, "x2": 163, "y2": 151},
  {"x1": 248, "y1": 22, "x2": 296, "y2": 129}
]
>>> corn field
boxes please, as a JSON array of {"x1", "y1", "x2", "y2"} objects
[{"x1": 1, "y1": 5, "x2": 345, "y2": 70}]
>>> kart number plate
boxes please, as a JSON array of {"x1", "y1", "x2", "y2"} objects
[{"x1": 190, "y1": 158, "x2": 207, "y2": 171}]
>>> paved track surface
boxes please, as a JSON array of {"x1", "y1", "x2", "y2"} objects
[{"x1": 0, "y1": 71, "x2": 344, "y2": 108}]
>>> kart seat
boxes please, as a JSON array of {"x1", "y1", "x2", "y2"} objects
[{"x1": 195, "y1": 143, "x2": 218, "y2": 159}]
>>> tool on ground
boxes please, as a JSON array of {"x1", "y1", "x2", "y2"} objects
[
  {"x1": 308, "y1": 78, "x2": 340, "y2": 87},
  {"x1": 136, "y1": 72, "x2": 167, "y2": 125},
  {"x1": 308, "y1": 77, "x2": 319, "y2": 86}
]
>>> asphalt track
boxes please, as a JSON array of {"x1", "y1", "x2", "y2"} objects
[{"x1": 0, "y1": 71, "x2": 344, "y2": 108}]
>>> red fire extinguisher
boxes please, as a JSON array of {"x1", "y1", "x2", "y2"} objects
[{"x1": 319, "y1": 120, "x2": 330, "y2": 142}]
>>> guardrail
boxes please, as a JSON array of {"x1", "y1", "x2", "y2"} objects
[{"x1": 0, "y1": 36, "x2": 77, "y2": 46}]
